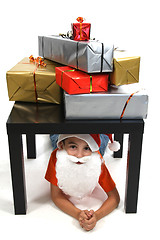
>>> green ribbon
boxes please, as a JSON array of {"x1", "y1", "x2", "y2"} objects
[{"x1": 90, "y1": 76, "x2": 93, "y2": 93}]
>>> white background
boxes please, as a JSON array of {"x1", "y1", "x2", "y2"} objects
[{"x1": 0, "y1": 0, "x2": 160, "y2": 239}]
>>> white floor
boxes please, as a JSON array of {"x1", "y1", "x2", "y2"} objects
[{"x1": 1, "y1": 1, "x2": 160, "y2": 239}]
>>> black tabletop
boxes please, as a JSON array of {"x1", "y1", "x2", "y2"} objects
[
  {"x1": 6, "y1": 102, "x2": 144, "y2": 135},
  {"x1": 7, "y1": 102, "x2": 64, "y2": 124}
]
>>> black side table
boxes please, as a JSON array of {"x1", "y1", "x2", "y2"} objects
[{"x1": 6, "y1": 102, "x2": 144, "y2": 215}]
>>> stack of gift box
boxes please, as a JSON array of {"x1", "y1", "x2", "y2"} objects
[{"x1": 6, "y1": 17, "x2": 148, "y2": 120}]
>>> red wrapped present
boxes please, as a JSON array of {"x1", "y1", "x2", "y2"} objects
[
  {"x1": 72, "y1": 17, "x2": 91, "y2": 41},
  {"x1": 56, "y1": 66, "x2": 109, "y2": 94}
]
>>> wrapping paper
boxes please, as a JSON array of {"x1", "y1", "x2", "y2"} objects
[
  {"x1": 64, "y1": 84, "x2": 148, "y2": 119},
  {"x1": 72, "y1": 22, "x2": 91, "y2": 41},
  {"x1": 38, "y1": 35, "x2": 114, "y2": 73},
  {"x1": 6, "y1": 57, "x2": 63, "y2": 103},
  {"x1": 56, "y1": 66, "x2": 108, "y2": 94},
  {"x1": 110, "y1": 51, "x2": 140, "y2": 86}
]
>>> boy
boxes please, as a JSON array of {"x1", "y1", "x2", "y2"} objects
[
  {"x1": 50, "y1": 134, "x2": 110, "y2": 156},
  {"x1": 45, "y1": 134, "x2": 120, "y2": 231}
]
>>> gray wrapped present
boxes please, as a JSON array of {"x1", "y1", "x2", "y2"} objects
[
  {"x1": 64, "y1": 84, "x2": 148, "y2": 119},
  {"x1": 38, "y1": 35, "x2": 114, "y2": 73}
]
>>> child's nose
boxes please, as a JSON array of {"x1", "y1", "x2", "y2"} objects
[{"x1": 76, "y1": 149, "x2": 84, "y2": 158}]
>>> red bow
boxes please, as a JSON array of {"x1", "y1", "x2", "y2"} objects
[
  {"x1": 76, "y1": 17, "x2": 85, "y2": 23},
  {"x1": 29, "y1": 55, "x2": 46, "y2": 67}
]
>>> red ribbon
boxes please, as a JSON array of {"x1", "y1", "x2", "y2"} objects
[
  {"x1": 120, "y1": 91, "x2": 139, "y2": 119},
  {"x1": 33, "y1": 68, "x2": 38, "y2": 103},
  {"x1": 29, "y1": 55, "x2": 46, "y2": 102}
]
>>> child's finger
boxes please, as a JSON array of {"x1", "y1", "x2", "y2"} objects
[
  {"x1": 84, "y1": 210, "x2": 91, "y2": 219},
  {"x1": 82, "y1": 220, "x2": 96, "y2": 231},
  {"x1": 79, "y1": 210, "x2": 89, "y2": 221},
  {"x1": 83, "y1": 214, "x2": 96, "y2": 226},
  {"x1": 88, "y1": 209, "x2": 94, "y2": 217}
]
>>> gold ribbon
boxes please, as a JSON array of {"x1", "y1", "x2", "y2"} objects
[
  {"x1": 80, "y1": 23, "x2": 82, "y2": 40},
  {"x1": 76, "y1": 17, "x2": 85, "y2": 41}
]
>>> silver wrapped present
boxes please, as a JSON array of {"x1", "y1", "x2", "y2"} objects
[
  {"x1": 64, "y1": 84, "x2": 148, "y2": 119},
  {"x1": 38, "y1": 35, "x2": 113, "y2": 73}
]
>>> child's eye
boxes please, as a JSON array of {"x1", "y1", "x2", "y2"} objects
[
  {"x1": 69, "y1": 145, "x2": 77, "y2": 149},
  {"x1": 84, "y1": 146, "x2": 91, "y2": 151}
]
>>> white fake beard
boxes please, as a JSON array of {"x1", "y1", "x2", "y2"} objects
[{"x1": 56, "y1": 150, "x2": 102, "y2": 199}]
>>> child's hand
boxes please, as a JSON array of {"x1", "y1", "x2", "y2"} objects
[
  {"x1": 78, "y1": 210, "x2": 89, "y2": 227},
  {"x1": 78, "y1": 210, "x2": 97, "y2": 231}
]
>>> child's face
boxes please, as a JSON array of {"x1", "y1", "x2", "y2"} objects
[{"x1": 61, "y1": 137, "x2": 92, "y2": 158}]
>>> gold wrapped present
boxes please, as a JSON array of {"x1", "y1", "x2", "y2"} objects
[
  {"x1": 6, "y1": 57, "x2": 63, "y2": 103},
  {"x1": 110, "y1": 54, "x2": 140, "y2": 86}
]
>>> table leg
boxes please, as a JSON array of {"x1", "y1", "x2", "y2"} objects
[
  {"x1": 125, "y1": 131, "x2": 143, "y2": 213},
  {"x1": 8, "y1": 133, "x2": 27, "y2": 214},
  {"x1": 26, "y1": 134, "x2": 36, "y2": 159},
  {"x1": 113, "y1": 133, "x2": 124, "y2": 158}
]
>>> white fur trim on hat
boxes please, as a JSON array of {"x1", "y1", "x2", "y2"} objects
[{"x1": 57, "y1": 134, "x2": 99, "y2": 152}]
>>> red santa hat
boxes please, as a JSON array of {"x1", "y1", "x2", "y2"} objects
[{"x1": 57, "y1": 134, "x2": 120, "y2": 152}]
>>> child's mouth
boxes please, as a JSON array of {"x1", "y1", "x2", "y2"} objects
[{"x1": 76, "y1": 161, "x2": 83, "y2": 165}]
